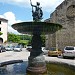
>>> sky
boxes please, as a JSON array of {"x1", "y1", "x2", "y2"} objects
[{"x1": 0, "y1": 0, "x2": 64, "y2": 34}]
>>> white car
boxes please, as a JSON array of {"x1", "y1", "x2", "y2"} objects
[
  {"x1": 26, "y1": 46, "x2": 32, "y2": 52},
  {"x1": 62, "y1": 46, "x2": 75, "y2": 58},
  {"x1": 42, "y1": 47, "x2": 48, "y2": 55},
  {"x1": 5, "y1": 46, "x2": 14, "y2": 51},
  {"x1": 14, "y1": 45, "x2": 22, "y2": 52}
]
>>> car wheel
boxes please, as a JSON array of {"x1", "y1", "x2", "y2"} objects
[
  {"x1": 63, "y1": 56, "x2": 66, "y2": 59},
  {"x1": 0, "y1": 50, "x2": 1, "y2": 53},
  {"x1": 48, "y1": 55, "x2": 50, "y2": 56}
]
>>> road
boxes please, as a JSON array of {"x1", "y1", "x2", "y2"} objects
[
  {"x1": 0, "y1": 48, "x2": 30, "y2": 63},
  {"x1": 0, "y1": 48, "x2": 75, "y2": 67}
]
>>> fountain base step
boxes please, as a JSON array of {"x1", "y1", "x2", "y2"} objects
[{"x1": 27, "y1": 66, "x2": 47, "y2": 74}]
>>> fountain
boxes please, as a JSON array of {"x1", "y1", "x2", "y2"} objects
[{"x1": 12, "y1": 0, "x2": 62, "y2": 74}]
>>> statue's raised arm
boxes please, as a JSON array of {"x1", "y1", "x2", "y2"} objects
[
  {"x1": 30, "y1": 0, "x2": 36, "y2": 7},
  {"x1": 30, "y1": 0, "x2": 43, "y2": 21}
]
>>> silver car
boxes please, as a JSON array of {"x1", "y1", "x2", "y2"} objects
[
  {"x1": 62, "y1": 46, "x2": 75, "y2": 58},
  {"x1": 5, "y1": 46, "x2": 14, "y2": 51},
  {"x1": 14, "y1": 45, "x2": 22, "y2": 52}
]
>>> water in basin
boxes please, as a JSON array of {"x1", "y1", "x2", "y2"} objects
[{"x1": 0, "y1": 61, "x2": 75, "y2": 75}]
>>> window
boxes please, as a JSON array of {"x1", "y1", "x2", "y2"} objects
[
  {"x1": 0, "y1": 28, "x2": 1, "y2": 31},
  {"x1": 65, "y1": 47, "x2": 74, "y2": 50},
  {"x1": 0, "y1": 21, "x2": 1, "y2": 24}
]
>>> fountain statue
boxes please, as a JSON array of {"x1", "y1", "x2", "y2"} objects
[
  {"x1": 30, "y1": 0, "x2": 43, "y2": 21},
  {"x1": 12, "y1": 0, "x2": 62, "y2": 74}
]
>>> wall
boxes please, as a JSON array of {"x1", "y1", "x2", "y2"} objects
[
  {"x1": 0, "y1": 18, "x2": 8, "y2": 43},
  {"x1": 45, "y1": 0, "x2": 75, "y2": 50}
]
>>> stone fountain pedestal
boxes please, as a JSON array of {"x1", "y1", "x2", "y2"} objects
[
  {"x1": 26, "y1": 27, "x2": 47, "y2": 74},
  {"x1": 27, "y1": 55, "x2": 47, "y2": 74}
]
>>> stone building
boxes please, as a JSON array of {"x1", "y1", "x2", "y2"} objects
[
  {"x1": 45, "y1": 0, "x2": 75, "y2": 50},
  {"x1": 0, "y1": 18, "x2": 8, "y2": 43}
]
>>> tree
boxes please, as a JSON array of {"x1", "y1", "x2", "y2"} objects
[
  {"x1": 19, "y1": 34, "x2": 32, "y2": 40},
  {"x1": 8, "y1": 33, "x2": 20, "y2": 43}
]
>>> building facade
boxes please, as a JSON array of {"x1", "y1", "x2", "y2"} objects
[
  {"x1": 0, "y1": 18, "x2": 8, "y2": 43},
  {"x1": 45, "y1": 0, "x2": 75, "y2": 50}
]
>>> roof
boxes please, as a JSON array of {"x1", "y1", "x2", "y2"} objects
[{"x1": 0, "y1": 18, "x2": 8, "y2": 22}]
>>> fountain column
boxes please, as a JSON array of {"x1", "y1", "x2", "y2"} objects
[
  {"x1": 26, "y1": 1, "x2": 47, "y2": 73},
  {"x1": 26, "y1": 25, "x2": 47, "y2": 74}
]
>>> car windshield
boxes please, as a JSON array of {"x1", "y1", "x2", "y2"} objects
[
  {"x1": 50, "y1": 48, "x2": 56, "y2": 51},
  {"x1": 27, "y1": 45, "x2": 32, "y2": 48},
  {"x1": 6, "y1": 46, "x2": 12, "y2": 48},
  {"x1": 65, "y1": 47, "x2": 74, "y2": 50},
  {"x1": 15, "y1": 45, "x2": 20, "y2": 48}
]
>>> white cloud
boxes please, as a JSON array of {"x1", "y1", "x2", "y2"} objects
[
  {"x1": 0, "y1": 12, "x2": 22, "y2": 34},
  {"x1": 3, "y1": 12, "x2": 16, "y2": 25},
  {"x1": 0, "y1": 15, "x2": 4, "y2": 18}
]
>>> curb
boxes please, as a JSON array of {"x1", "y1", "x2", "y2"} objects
[{"x1": 0, "y1": 60, "x2": 23, "y2": 67}]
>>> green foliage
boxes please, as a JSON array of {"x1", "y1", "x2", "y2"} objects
[
  {"x1": 7, "y1": 33, "x2": 46, "y2": 46},
  {"x1": 19, "y1": 35, "x2": 32, "y2": 40},
  {"x1": 19, "y1": 34, "x2": 32, "y2": 45},
  {"x1": 0, "y1": 32, "x2": 3, "y2": 35},
  {"x1": 8, "y1": 33, "x2": 20, "y2": 43},
  {"x1": 18, "y1": 40, "x2": 29, "y2": 45},
  {"x1": 27, "y1": 35, "x2": 46, "y2": 46},
  {"x1": 28, "y1": 39, "x2": 32, "y2": 45}
]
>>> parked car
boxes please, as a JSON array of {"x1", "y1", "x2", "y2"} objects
[
  {"x1": 0, "y1": 45, "x2": 6, "y2": 52},
  {"x1": 62, "y1": 46, "x2": 75, "y2": 58},
  {"x1": 5, "y1": 46, "x2": 14, "y2": 51},
  {"x1": 48, "y1": 47, "x2": 62, "y2": 56},
  {"x1": 13, "y1": 45, "x2": 22, "y2": 52},
  {"x1": 26, "y1": 45, "x2": 32, "y2": 52},
  {"x1": 42, "y1": 47, "x2": 48, "y2": 55}
]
